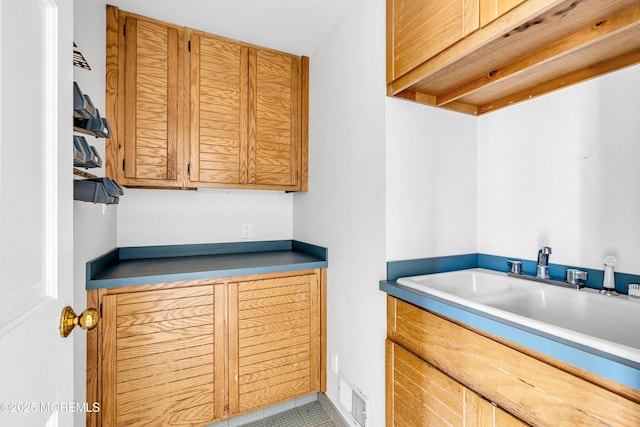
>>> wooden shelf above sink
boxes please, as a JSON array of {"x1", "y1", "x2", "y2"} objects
[{"x1": 387, "y1": 0, "x2": 640, "y2": 115}]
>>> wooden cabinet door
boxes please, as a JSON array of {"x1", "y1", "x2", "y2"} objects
[
  {"x1": 189, "y1": 41, "x2": 307, "y2": 190},
  {"x1": 249, "y1": 49, "x2": 305, "y2": 189},
  {"x1": 118, "y1": 14, "x2": 186, "y2": 187},
  {"x1": 229, "y1": 274, "x2": 321, "y2": 414},
  {"x1": 479, "y1": 0, "x2": 526, "y2": 26},
  {"x1": 387, "y1": 340, "x2": 465, "y2": 426},
  {"x1": 101, "y1": 285, "x2": 224, "y2": 426},
  {"x1": 188, "y1": 32, "x2": 249, "y2": 187},
  {"x1": 387, "y1": 0, "x2": 479, "y2": 83},
  {"x1": 386, "y1": 340, "x2": 527, "y2": 427}
]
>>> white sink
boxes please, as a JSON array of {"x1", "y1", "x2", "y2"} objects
[{"x1": 397, "y1": 268, "x2": 640, "y2": 364}]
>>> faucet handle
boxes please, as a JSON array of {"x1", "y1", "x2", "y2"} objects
[
  {"x1": 507, "y1": 260, "x2": 522, "y2": 274},
  {"x1": 539, "y1": 246, "x2": 552, "y2": 255},
  {"x1": 567, "y1": 269, "x2": 588, "y2": 289}
]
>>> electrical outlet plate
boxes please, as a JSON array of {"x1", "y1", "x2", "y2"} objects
[
  {"x1": 242, "y1": 223, "x2": 252, "y2": 239},
  {"x1": 330, "y1": 352, "x2": 339, "y2": 375}
]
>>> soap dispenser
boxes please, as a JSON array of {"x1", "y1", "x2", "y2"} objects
[{"x1": 600, "y1": 255, "x2": 618, "y2": 296}]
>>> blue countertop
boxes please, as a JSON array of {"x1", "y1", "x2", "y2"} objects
[{"x1": 86, "y1": 240, "x2": 328, "y2": 290}]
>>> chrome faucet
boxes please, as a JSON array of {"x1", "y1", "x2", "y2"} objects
[{"x1": 536, "y1": 246, "x2": 552, "y2": 279}]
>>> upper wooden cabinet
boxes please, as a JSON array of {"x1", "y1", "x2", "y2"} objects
[
  {"x1": 106, "y1": 6, "x2": 309, "y2": 191},
  {"x1": 387, "y1": 0, "x2": 480, "y2": 82},
  {"x1": 387, "y1": 0, "x2": 640, "y2": 115}
]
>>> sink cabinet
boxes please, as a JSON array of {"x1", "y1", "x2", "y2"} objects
[
  {"x1": 386, "y1": 296, "x2": 640, "y2": 426},
  {"x1": 106, "y1": 6, "x2": 309, "y2": 191},
  {"x1": 387, "y1": 0, "x2": 640, "y2": 115},
  {"x1": 88, "y1": 269, "x2": 326, "y2": 427}
]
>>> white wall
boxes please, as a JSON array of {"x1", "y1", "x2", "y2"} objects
[
  {"x1": 385, "y1": 98, "x2": 478, "y2": 261},
  {"x1": 478, "y1": 64, "x2": 640, "y2": 273},
  {"x1": 292, "y1": 0, "x2": 387, "y2": 425},
  {"x1": 118, "y1": 189, "x2": 292, "y2": 246},
  {"x1": 73, "y1": 2, "x2": 118, "y2": 425}
]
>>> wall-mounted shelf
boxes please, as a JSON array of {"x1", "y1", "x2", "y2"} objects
[
  {"x1": 74, "y1": 135, "x2": 102, "y2": 168},
  {"x1": 73, "y1": 42, "x2": 91, "y2": 70},
  {"x1": 74, "y1": 177, "x2": 123, "y2": 205},
  {"x1": 73, "y1": 168, "x2": 98, "y2": 179},
  {"x1": 73, "y1": 79, "x2": 122, "y2": 204}
]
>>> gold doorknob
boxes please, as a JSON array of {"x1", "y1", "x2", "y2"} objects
[{"x1": 59, "y1": 306, "x2": 99, "y2": 337}]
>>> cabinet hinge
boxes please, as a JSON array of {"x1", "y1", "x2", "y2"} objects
[
  {"x1": 188, "y1": 40, "x2": 191, "y2": 52},
  {"x1": 99, "y1": 303, "x2": 103, "y2": 318}
]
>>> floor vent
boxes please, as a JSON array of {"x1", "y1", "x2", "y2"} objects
[{"x1": 338, "y1": 376, "x2": 368, "y2": 427}]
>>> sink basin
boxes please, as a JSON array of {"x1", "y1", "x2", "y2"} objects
[{"x1": 397, "y1": 268, "x2": 640, "y2": 364}]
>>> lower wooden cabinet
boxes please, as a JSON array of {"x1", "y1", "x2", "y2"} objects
[
  {"x1": 88, "y1": 269, "x2": 325, "y2": 427},
  {"x1": 386, "y1": 296, "x2": 640, "y2": 426},
  {"x1": 386, "y1": 340, "x2": 525, "y2": 427}
]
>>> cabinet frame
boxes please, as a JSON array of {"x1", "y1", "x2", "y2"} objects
[{"x1": 86, "y1": 269, "x2": 326, "y2": 427}]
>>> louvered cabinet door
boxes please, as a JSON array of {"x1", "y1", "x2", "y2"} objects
[
  {"x1": 229, "y1": 274, "x2": 321, "y2": 414},
  {"x1": 387, "y1": 340, "x2": 465, "y2": 427},
  {"x1": 249, "y1": 49, "x2": 305, "y2": 189},
  {"x1": 120, "y1": 14, "x2": 185, "y2": 187},
  {"x1": 188, "y1": 33, "x2": 249, "y2": 187},
  {"x1": 101, "y1": 285, "x2": 224, "y2": 426},
  {"x1": 386, "y1": 341, "x2": 527, "y2": 427}
]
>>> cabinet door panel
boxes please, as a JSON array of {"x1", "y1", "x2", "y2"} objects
[
  {"x1": 388, "y1": 0, "x2": 479, "y2": 82},
  {"x1": 496, "y1": 406, "x2": 529, "y2": 426},
  {"x1": 480, "y1": 0, "x2": 526, "y2": 27},
  {"x1": 230, "y1": 274, "x2": 320, "y2": 414},
  {"x1": 387, "y1": 341, "x2": 464, "y2": 427},
  {"x1": 101, "y1": 285, "x2": 222, "y2": 426},
  {"x1": 250, "y1": 49, "x2": 301, "y2": 187},
  {"x1": 189, "y1": 33, "x2": 249, "y2": 186},
  {"x1": 123, "y1": 16, "x2": 183, "y2": 186}
]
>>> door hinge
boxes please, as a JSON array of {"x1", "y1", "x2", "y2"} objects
[
  {"x1": 188, "y1": 40, "x2": 191, "y2": 52},
  {"x1": 99, "y1": 303, "x2": 103, "y2": 318}
]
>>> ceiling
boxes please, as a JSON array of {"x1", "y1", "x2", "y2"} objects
[{"x1": 106, "y1": 0, "x2": 359, "y2": 56}]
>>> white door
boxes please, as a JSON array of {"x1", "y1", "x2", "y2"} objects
[{"x1": 0, "y1": 0, "x2": 74, "y2": 426}]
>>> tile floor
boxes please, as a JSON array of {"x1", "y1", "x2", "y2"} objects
[
  {"x1": 207, "y1": 393, "x2": 350, "y2": 427},
  {"x1": 238, "y1": 400, "x2": 347, "y2": 427}
]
